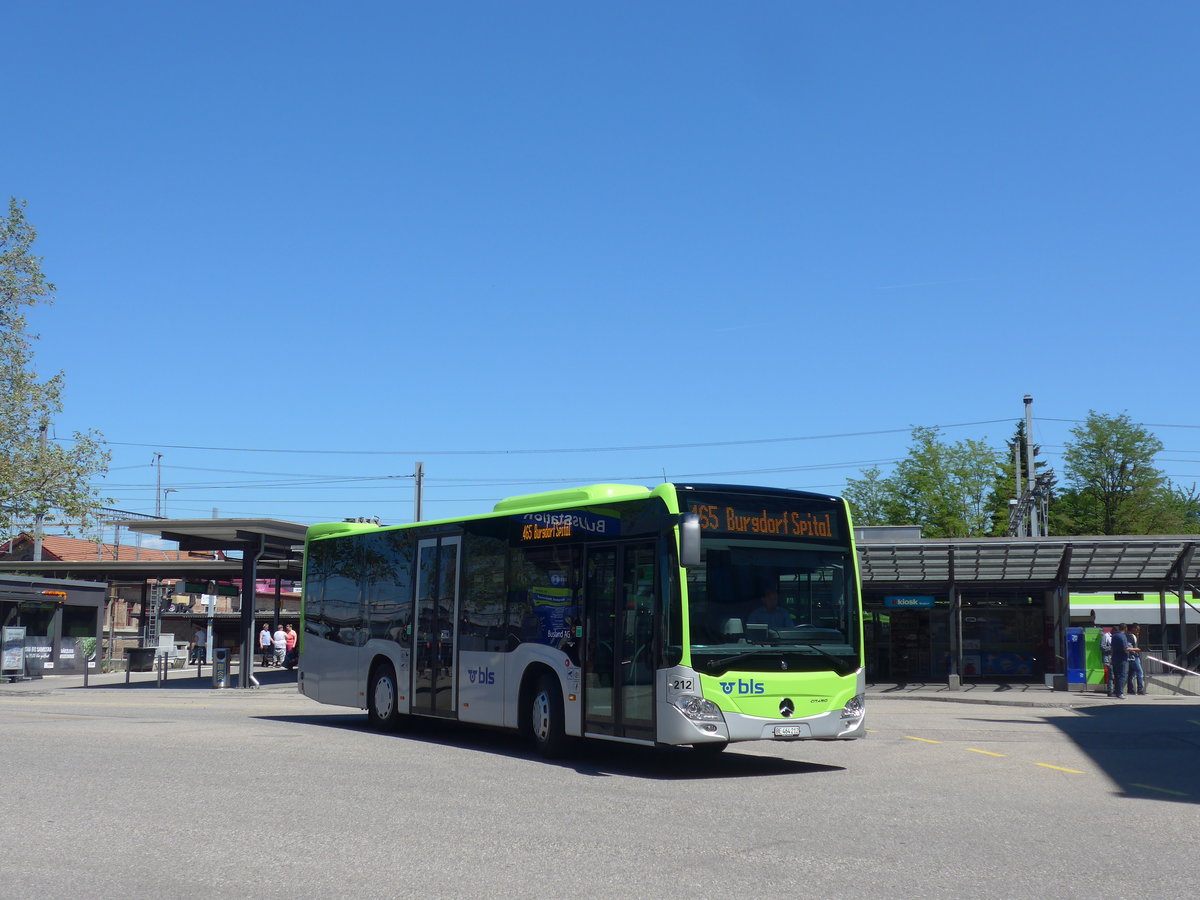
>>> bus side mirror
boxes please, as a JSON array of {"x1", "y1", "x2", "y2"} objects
[{"x1": 678, "y1": 513, "x2": 701, "y2": 568}]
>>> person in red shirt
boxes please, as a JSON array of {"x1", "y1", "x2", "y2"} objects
[{"x1": 284, "y1": 623, "x2": 298, "y2": 670}]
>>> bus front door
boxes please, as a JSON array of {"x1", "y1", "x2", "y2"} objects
[
  {"x1": 583, "y1": 542, "x2": 656, "y2": 742},
  {"x1": 413, "y1": 536, "x2": 461, "y2": 717}
]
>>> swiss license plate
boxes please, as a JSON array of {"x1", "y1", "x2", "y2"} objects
[{"x1": 774, "y1": 725, "x2": 802, "y2": 738}]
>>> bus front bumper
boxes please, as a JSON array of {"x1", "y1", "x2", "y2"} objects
[{"x1": 659, "y1": 696, "x2": 866, "y2": 745}]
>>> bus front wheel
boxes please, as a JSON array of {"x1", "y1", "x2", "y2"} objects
[
  {"x1": 530, "y1": 673, "x2": 569, "y2": 758},
  {"x1": 368, "y1": 662, "x2": 404, "y2": 732}
]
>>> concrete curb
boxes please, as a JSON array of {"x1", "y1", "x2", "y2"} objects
[{"x1": 865, "y1": 688, "x2": 1199, "y2": 709}]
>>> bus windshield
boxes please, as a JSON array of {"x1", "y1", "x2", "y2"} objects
[{"x1": 686, "y1": 537, "x2": 861, "y2": 676}]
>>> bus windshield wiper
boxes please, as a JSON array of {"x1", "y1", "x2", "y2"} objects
[
  {"x1": 700, "y1": 648, "x2": 775, "y2": 674},
  {"x1": 796, "y1": 643, "x2": 856, "y2": 677}
]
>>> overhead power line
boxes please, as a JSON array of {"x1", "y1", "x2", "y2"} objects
[
  {"x1": 91, "y1": 418, "x2": 1015, "y2": 456},
  {"x1": 1036, "y1": 417, "x2": 1200, "y2": 430}
]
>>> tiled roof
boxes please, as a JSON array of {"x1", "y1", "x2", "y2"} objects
[{"x1": 0, "y1": 533, "x2": 220, "y2": 563}]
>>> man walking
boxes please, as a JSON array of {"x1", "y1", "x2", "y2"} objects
[
  {"x1": 272, "y1": 624, "x2": 287, "y2": 668},
  {"x1": 191, "y1": 624, "x2": 207, "y2": 665},
  {"x1": 1110, "y1": 623, "x2": 1130, "y2": 700}
]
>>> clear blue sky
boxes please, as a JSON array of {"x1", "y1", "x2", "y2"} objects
[{"x1": 6, "y1": 2, "x2": 1199, "y2": 529}]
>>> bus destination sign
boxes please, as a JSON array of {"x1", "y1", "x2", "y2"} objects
[
  {"x1": 521, "y1": 519, "x2": 572, "y2": 541},
  {"x1": 515, "y1": 511, "x2": 621, "y2": 543},
  {"x1": 687, "y1": 499, "x2": 840, "y2": 540}
]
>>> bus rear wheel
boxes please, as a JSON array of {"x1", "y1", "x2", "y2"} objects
[
  {"x1": 368, "y1": 662, "x2": 404, "y2": 732},
  {"x1": 530, "y1": 673, "x2": 570, "y2": 758}
]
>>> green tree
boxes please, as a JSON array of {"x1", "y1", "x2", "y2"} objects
[
  {"x1": 0, "y1": 198, "x2": 110, "y2": 540},
  {"x1": 843, "y1": 427, "x2": 1002, "y2": 537},
  {"x1": 841, "y1": 466, "x2": 895, "y2": 527},
  {"x1": 1050, "y1": 411, "x2": 1186, "y2": 535}
]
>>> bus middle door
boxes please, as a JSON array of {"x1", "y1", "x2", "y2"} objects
[
  {"x1": 583, "y1": 541, "x2": 656, "y2": 742},
  {"x1": 413, "y1": 535, "x2": 461, "y2": 718}
]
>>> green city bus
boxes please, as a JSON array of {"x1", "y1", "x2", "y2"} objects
[{"x1": 298, "y1": 482, "x2": 866, "y2": 755}]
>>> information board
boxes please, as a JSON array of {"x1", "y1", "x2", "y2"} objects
[{"x1": 2, "y1": 626, "x2": 26, "y2": 673}]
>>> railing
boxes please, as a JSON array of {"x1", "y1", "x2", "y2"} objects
[{"x1": 1141, "y1": 653, "x2": 1200, "y2": 678}]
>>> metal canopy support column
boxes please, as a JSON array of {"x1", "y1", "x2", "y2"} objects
[
  {"x1": 947, "y1": 547, "x2": 960, "y2": 690},
  {"x1": 1052, "y1": 545, "x2": 1072, "y2": 689},
  {"x1": 1159, "y1": 588, "x2": 1168, "y2": 656},
  {"x1": 239, "y1": 535, "x2": 265, "y2": 687},
  {"x1": 138, "y1": 582, "x2": 149, "y2": 644},
  {"x1": 1175, "y1": 543, "x2": 1195, "y2": 666}
]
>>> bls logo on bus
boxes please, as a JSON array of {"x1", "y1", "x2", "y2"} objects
[
  {"x1": 468, "y1": 667, "x2": 495, "y2": 685},
  {"x1": 719, "y1": 679, "x2": 765, "y2": 695}
]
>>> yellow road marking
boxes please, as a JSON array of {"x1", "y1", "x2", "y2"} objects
[
  {"x1": 966, "y1": 748, "x2": 1005, "y2": 757},
  {"x1": 1034, "y1": 763, "x2": 1084, "y2": 774},
  {"x1": 1128, "y1": 783, "x2": 1189, "y2": 797},
  {"x1": 905, "y1": 736, "x2": 941, "y2": 743}
]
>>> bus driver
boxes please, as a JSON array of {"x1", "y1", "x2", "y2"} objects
[{"x1": 747, "y1": 588, "x2": 794, "y2": 629}]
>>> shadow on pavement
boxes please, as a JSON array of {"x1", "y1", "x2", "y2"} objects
[
  {"x1": 263, "y1": 711, "x2": 845, "y2": 781},
  {"x1": 1045, "y1": 702, "x2": 1200, "y2": 805}
]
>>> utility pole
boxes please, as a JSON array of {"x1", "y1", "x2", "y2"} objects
[
  {"x1": 414, "y1": 461, "x2": 424, "y2": 522},
  {"x1": 154, "y1": 452, "x2": 163, "y2": 517},
  {"x1": 1013, "y1": 443, "x2": 1022, "y2": 532},
  {"x1": 33, "y1": 422, "x2": 48, "y2": 561},
  {"x1": 149, "y1": 452, "x2": 165, "y2": 648},
  {"x1": 1024, "y1": 395, "x2": 1037, "y2": 537}
]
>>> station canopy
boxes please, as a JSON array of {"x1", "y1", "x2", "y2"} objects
[
  {"x1": 858, "y1": 535, "x2": 1200, "y2": 593},
  {"x1": 0, "y1": 518, "x2": 308, "y2": 583}
]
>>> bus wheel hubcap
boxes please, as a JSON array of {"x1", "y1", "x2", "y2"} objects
[
  {"x1": 533, "y1": 692, "x2": 549, "y2": 740},
  {"x1": 375, "y1": 677, "x2": 394, "y2": 718}
]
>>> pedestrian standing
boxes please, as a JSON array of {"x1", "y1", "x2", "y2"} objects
[
  {"x1": 272, "y1": 624, "x2": 287, "y2": 667},
  {"x1": 1100, "y1": 628, "x2": 1114, "y2": 695},
  {"x1": 259, "y1": 623, "x2": 273, "y2": 667},
  {"x1": 1109, "y1": 623, "x2": 1130, "y2": 700},
  {"x1": 284, "y1": 624, "x2": 298, "y2": 669},
  {"x1": 1126, "y1": 623, "x2": 1146, "y2": 695}
]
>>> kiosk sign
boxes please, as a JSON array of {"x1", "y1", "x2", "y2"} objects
[{"x1": 884, "y1": 595, "x2": 935, "y2": 608}]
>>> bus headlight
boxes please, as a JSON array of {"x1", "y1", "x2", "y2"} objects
[
  {"x1": 841, "y1": 694, "x2": 865, "y2": 720},
  {"x1": 674, "y1": 697, "x2": 724, "y2": 722}
]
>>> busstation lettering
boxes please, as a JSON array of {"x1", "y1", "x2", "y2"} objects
[{"x1": 517, "y1": 510, "x2": 619, "y2": 542}]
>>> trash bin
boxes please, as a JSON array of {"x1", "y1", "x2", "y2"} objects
[
  {"x1": 212, "y1": 647, "x2": 230, "y2": 688},
  {"x1": 127, "y1": 647, "x2": 156, "y2": 672},
  {"x1": 1066, "y1": 627, "x2": 1086, "y2": 688}
]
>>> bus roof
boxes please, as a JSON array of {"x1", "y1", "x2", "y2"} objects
[
  {"x1": 306, "y1": 483, "x2": 667, "y2": 541},
  {"x1": 304, "y1": 482, "x2": 845, "y2": 542},
  {"x1": 492, "y1": 484, "x2": 652, "y2": 513}
]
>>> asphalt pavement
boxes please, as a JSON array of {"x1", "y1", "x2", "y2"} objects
[{"x1": 4, "y1": 662, "x2": 1198, "y2": 898}]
